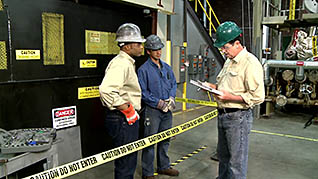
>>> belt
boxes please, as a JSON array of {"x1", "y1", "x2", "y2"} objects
[{"x1": 218, "y1": 108, "x2": 248, "y2": 115}]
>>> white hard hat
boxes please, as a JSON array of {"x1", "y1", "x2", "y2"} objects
[{"x1": 115, "y1": 23, "x2": 146, "y2": 45}]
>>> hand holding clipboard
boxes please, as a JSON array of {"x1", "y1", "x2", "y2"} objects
[{"x1": 190, "y1": 80, "x2": 223, "y2": 96}]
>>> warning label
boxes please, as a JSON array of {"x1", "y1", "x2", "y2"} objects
[
  {"x1": 78, "y1": 86, "x2": 100, "y2": 99},
  {"x1": 80, "y1": 59, "x2": 97, "y2": 68},
  {"x1": 52, "y1": 106, "x2": 77, "y2": 129},
  {"x1": 16, "y1": 50, "x2": 41, "y2": 60}
]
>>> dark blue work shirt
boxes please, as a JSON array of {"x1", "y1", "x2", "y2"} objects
[{"x1": 137, "y1": 58, "x2": 177, "y2": 108}]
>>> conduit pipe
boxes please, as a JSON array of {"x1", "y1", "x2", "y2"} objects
[
  {"x1": 266, "y1": 96, "x2": 318, "y2": 106},
  {"x1": 264, "y1": 60, "x2": 318, "y2": 86}
]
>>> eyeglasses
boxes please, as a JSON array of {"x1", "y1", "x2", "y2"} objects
[{"x1": 220, "y1": 44, "x2": 234, "y2": 51}]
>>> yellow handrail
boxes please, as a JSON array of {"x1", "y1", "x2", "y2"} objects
[
  {"x1": 197, "y1": 0, "x2": 216, "y2": 32},
  {"x1": 193, "y1": 0, "x2": 221, "y2": 37},
  {"x1": 205, "y1": 0, "x2": 220, "y2": 25}
]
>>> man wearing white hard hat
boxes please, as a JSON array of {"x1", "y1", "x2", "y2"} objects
[{"x1": 99, "y1": 23, "x2": 145, "y2": 179}]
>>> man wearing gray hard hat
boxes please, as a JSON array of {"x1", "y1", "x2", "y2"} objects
[
  {"x1": 99, "y1": 23, "x2": 145, "y2": 179},
  {"x1": 138, "y1": 35, "x2": 178, "y2": 179}
]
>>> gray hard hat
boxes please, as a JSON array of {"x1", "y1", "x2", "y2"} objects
[
  {"x1": 144, "y1": 35, "x2": 164, "y2": 50},
  {"x1": 115, "y1": 23, "x2": 146, "y2": 45}
]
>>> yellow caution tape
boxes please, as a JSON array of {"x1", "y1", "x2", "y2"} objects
[
  {"x1": 251, "y1": 130, "x2": 318, "y2": 142},
  {"x1": 175, "y1": 97, "x2": 218, "y2": 107},
  {"x1": 23, "y1": 109, "x2": 218, "y2": 179}
]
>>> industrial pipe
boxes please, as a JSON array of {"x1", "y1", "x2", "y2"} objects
[
  {"x1": 263, "y1": 60, "x2": 318, "y2": 85},
  {"x1": 266, "y1": 96, "x2": 318, "y2": 106},
  {"x1": 263, "y1": 62, "x2": 273, "y2": 86},
  {"x1": 295, "y1": 66, "x2": 305, "y2": 82},
  {"x1": 265, "y1": 60, "x2": 318, "y2": 69}
]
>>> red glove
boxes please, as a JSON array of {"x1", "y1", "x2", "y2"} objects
[{"x1": 120, "y1": 104, "x2": 139, "y2": 125}]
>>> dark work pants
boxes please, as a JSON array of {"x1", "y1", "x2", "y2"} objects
[
  {"x1": 104, "y1": 109, "x2": 139, "y2": 179},
  {"x1": 141, "y1": 105, "x2": 172, "y2": 177}
]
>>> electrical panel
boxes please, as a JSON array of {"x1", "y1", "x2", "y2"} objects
[
  {"x1": 172, "y1": 46, "x2": 186, "y2": 83},
  {"x1": 197, "y1": 55, "x2": 203, "y2": 73},
  {"x1": 188, "y1": 55, "x2": 198, "y2": 74}
]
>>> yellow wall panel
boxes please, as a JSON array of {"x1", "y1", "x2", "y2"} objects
[
  {"x1": 0, "y1": 41, "x2": 7, "y2": 70},
  {"x1": 42, "y1": 12, "x2": 64, "y2": 65}
]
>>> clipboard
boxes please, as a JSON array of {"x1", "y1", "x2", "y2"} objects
[{"x1": 190, "y1": 79, "x2": 223, "y2": 96}]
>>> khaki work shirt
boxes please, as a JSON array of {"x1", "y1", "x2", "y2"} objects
[
  {"x1": 216, "y1": 48, "x2": 265, "y2": 109},
  {"x1": 99, "y1": 51, "x2": 141, "y2": 110}
]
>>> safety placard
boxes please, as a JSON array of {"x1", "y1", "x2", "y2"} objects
[
  {"x1": 16, "y1": 50, "x2": 41, "y2": 60},
  {"x1": 85, "y1": 30, "x2": 119, "y2": 55},
  {"x1": 78, "y1": 86, "x2": 100, "y2": 99},
  {"x1": 80, "y1": 59, "x2": 97, "y2": 68},
  {"x1": 52, "y1": 106, "x2": 77, "y2": 129}
]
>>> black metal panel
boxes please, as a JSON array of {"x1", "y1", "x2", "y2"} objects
[{"x1": 0, "y1": 0, "x2": 152, "y2": 156}]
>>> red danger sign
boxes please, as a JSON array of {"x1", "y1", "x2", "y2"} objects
[
  {"x1": 52, "y1": 106, "x2": 77, "y2": 129},
  {"x1": 54, "y1": 108, "x2": 75, "y2": 118}
]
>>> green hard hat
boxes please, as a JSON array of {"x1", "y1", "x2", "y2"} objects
[{"x1": 214, "y1": 21, "x2": 242, "y2": 48}]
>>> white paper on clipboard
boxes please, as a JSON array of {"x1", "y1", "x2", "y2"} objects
[{"x1": 190, "y1": 79, "x2": 223, "y2": 96}]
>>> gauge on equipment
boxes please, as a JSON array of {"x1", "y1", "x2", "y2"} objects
[
  {"x1": 308, "y1": 70, "x2": 318, "y2": 83},
  {"x1": 282, "y1": 70, "x2": 294, "y2": 81}
]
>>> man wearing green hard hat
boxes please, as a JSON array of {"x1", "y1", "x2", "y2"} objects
[{"x1": 204, "y1": 21, "x2": 265, "y2": 179}]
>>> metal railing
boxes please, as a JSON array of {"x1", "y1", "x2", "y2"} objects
[{"x1": 190, "y1": 0, "x2": 220, "y2": 37}]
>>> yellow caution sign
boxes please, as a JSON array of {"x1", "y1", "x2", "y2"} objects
[
  {"x1": 16, "y1": 50, "x2": 40, "y2": 60},
  {"x1": 23, "y1": 109, "x2": 218, "y2": 179},
  {"x1": 312, "y1": 36, "x2": 317, "y2": 57},
  {"x1": 78, "y1": 86, "x2": 100, "y2": 99},
  {"x1": 175, "y1": 97, "x2": 218, "y2": 107},
  {"x1": 80, "y1": 59, "x2": 97, "y2": 68}
]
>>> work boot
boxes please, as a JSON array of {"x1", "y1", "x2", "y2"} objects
[
  {"x1": 158, "y1": 167, "x2": 179, "y2": 176},
  {"x1": 210, "y1": 151, "x2": 219, "y2": 161},
  {"x1": 142, "y1": 176, "x2": 155, "y2": 179}
]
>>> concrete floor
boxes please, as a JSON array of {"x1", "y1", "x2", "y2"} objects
[{"x1": 69, "y1": 106, "x2": 318, "y2": 179}]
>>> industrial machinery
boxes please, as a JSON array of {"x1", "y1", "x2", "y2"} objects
[
  {"x1": 0, "y1": 128, "x2": 56, "y2": 154},
  {"x1": 259, "y1": 0, "x2": 318, "y2": 116}
]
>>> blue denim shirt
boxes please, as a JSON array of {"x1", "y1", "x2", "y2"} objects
[{"x1": 137, "y1": 58, "x2": 177, "y2": 108}]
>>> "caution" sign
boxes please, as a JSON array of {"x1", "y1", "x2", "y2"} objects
[
  {"x1": 16, "y1": 50, "x2": 41, "y2": 60},
  {"x1": 80, "y1": 59, "x2": 97, "y2": 68},
  {"x1": 78, "y1": 86, "x2": 100, "y2": 99}
]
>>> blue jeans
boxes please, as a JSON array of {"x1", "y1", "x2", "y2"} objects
[
  {"x1": 217, "y1": 109, "x2": 253, "y2": 179},
  {"x1": 104, "y1": 109, "x2": 139, "y2": 179},
  {"x1": 141, "y1": 105, "x2": 172, "y2": 177}
]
